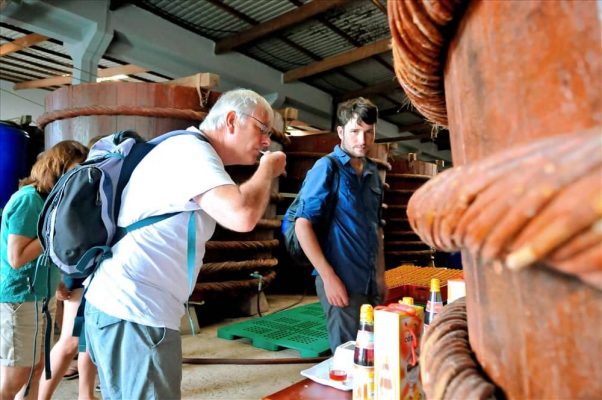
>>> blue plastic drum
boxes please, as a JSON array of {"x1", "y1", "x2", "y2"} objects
[{"x1": 0, "y1": 121, "x2": 29, "y2": 210}]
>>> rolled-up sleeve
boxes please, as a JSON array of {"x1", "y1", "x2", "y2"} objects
[{"x1": 294, "y1": 157, "x2": 335, "y2": 226}]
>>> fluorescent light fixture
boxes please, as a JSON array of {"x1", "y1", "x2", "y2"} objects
[{"x1": 96, "y1": 74, "x2": 129, "y2": 82}]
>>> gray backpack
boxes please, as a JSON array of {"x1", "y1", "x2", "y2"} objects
[
  {"x1": 33, "y1": 129, "x2": 207, "y2": 383},
  {"x1": 38, "y1": 129, "x2": 207, "y2": 278}
]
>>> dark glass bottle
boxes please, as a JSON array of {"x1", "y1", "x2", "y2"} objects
[
  {"x1": 353, "y1": 304, "x2": 375, "y2": 400},
  {"x1": 424, "y1": 278, "x2": 443, "y2": 330}
]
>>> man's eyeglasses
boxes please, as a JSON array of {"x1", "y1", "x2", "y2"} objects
[{"x1": 240, "y1": 112, "x2": 272, "y2": 138}]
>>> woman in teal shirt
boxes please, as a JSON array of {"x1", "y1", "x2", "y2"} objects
[{"x1": 0, "y1": 140, "x2": 88, "y2": 399}]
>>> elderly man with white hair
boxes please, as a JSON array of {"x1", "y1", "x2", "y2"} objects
[{"x1": 84, "y1": 89, "x2": 286, "y2": 399}]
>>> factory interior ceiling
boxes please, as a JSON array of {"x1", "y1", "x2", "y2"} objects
[{"x1": 0, "y1": 0, "x2": 451, "y2": 161}]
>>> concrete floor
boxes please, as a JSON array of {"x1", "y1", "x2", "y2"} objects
[{"x1": 52, "y1": 294, "x2": 323, "y2": 400}]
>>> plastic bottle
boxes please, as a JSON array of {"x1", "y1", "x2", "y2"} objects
[
  {"x1": 353, "y1": 304, "x2": 375, "y2": 400},
  {"x1": 424, "y1": 278, "x2": 443, "y2": 331}
]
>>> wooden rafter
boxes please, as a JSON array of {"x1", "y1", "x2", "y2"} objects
[
  {"x1": 14, "y1": 64, "x2": 148, "y2": 90},
  {"x1": 370, "y1": 0, "x2": 387, "y2": 14},
  {"x1": 215, "y1": 0, "x2": 348, "y2": 54},
  {"x1": 0, "y1": 33, "x2": 48, "y2": 57},
  {"x1": 375, "y1": 132, "x2": 432, "y2": 144},
  {"x1": 283, "y1": 38, "x2": 390, "y2": 83},
  {"x1": 337, "y1": 79, "x2": 398, "y2": 102},
  {"x1": 208, "y1": 0, "x2": 321, "y2": 61},
  {"x1": 380, "y1": 106, "x2": 424, "y2": 121},
  {"x1": 109, "y1": 0, "x2": 130, "y2": 11},
  {"x1": 397, "y1": 122, "x2": 431, "y2": 133},
  {"x1": 206, "y1": 0, "x2": 253, "y2": 23}
]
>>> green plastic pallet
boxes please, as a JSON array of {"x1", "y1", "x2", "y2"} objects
[{"x1": 217, "y1": 302, "x2": 330, "y2": 358}]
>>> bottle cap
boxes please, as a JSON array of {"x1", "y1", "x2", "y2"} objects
[
  {"x1": 400, "y1": 297, "x2": 414, "y2": 305},
  {"x1": 360, "y1": 304, "x2": 373, "y2": 322},
  {"x1": 430, "y1": 278, "x2": 441, "y2": 292},
  {"x1": 414, "y1": 305, "x2": 424, "y2": 314}
]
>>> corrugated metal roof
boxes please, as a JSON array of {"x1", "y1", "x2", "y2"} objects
[
  {"x1": 342, "y1": 58, "x2": 393, "y2": 84},
  {"x1": 0, "y1": 23, "x2": 169, "y2": 89},
  {"x1": 286, "y1": 21, "x2": 356, "y2": 60},
  {"x1": 0, "y1": 0, "x2": 445, "y2": 145},
  {"x1": 138, "y1": 0, "x2": 247, "y2": 39},
  {"x1": 225, "y1": 0, "x2": 302, "y2": 24},
  {"x1": 326, "y1": 0, "x2": 390, "y2": 45}
]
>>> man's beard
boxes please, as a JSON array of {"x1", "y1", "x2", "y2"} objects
[{"x1": 343, "y1": 145, "x2": 367, "y2": 159}]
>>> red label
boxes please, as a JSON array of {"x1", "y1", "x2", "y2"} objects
[
  {"x1": 426, "y1": 301, "x2": 443, "y2": 314},
  {"x1": 356, "y1": 330, "x2": 374, "y2": 350}
]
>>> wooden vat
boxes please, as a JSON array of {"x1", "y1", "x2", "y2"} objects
[
  {"x1": 390, "y1": 1, "x2": 602, "y2": 398},
  {"x1": 39, "y1": 81, "x2": 219, "y2": 147},
  {"x1": 383, "y1": 155, "x2": 437, "y2": 268}
]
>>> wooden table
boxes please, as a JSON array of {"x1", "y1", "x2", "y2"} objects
[{"x1": 263, "y1": 378, "x2": 352, "y2": 400}]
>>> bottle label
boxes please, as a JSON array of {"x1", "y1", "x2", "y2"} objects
[
  {"x1": 426, "y1": 301, "x2": 443, "y2": 314},
  {"x1": 355, "y1": 330, "x2": 374, "y2": 350},
  {"x1": 353, "y1": 365, "x2": 375, "y2": 400}
]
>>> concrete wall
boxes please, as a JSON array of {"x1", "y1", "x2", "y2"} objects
[{"x1": 0, "y1": 79, "x2": 47, "y2": 122}]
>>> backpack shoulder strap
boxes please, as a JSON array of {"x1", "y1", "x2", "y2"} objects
[
  {"x1": 114, "y1": 130, "x2": 210, "y2": 218},
  {"x1": 147, "y1": 129, "x2": 209, "y2": 145},
  {"x1": 324, "y1": 155, "x2": 340, "y2": 225}
]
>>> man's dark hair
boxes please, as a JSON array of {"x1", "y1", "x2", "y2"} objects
[{"x1": 336, "y1": 97, "x2": 378, "y2": 127}]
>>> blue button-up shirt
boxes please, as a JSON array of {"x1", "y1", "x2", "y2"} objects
[{"x1": 290, "y1": 145, "x2": 383, "y2": 295}]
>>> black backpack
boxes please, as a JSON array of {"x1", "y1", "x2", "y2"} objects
[{"x1": 282, "y1": 155, "x2": 340, "y2": 265}]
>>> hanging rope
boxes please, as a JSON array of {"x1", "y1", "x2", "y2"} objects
[
  {"x1": 420, "y1": 297, "x2": 497, "y2": 399},
  {"x1": 407, "y1": 128, "x2": 602, "y2": 290},
  {"x1": 191, "y1": 270, "x2": 277, "y2": 303},
  {"x1": 37, "y1": 105, "x2": 208, "y2": 129},
  {"x1": 205, "y1": 239, "x2": 279, "y2": 251},
  {"x1": 200, "y1": 258, "x2": 278, "y2": 276},
  {"x1": 388, "y1": 0, "x2": 467, "y2": 126}
]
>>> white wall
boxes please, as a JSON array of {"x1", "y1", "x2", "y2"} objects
[{"x1": 0, "y1": 79, "x2": 47, "y2": 123}]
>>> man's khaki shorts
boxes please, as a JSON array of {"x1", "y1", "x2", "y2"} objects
[{"x1": 0, "y1": 299, "x2": 56, "y2": 367}]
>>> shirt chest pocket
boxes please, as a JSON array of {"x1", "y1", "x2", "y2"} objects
[
  {"x1": 366, "y1": 182, "x2": 383, "y2": 214},
  {"x1": 338, "y1": 176, "x2": 382, "y2": 211}
]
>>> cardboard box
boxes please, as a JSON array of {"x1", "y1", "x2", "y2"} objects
[
  {"x1": 374, "y1": 303, "x2": 425, "y2": 400},
  {"x1": 384, "y1": 265, "x2": 463, "y2": 304},
  {"x1": 385, "y1": 283, "x2": 448, "y2": 305},
  {"x1": 446, "y1": 279, "x2": 466, "y2": 303}
]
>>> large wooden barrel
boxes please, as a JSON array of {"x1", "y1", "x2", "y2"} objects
[
  {"x1": 38, "y1": 81, "x2": 217, "y2": 146},
  {"x1": 383, "y1": 154, "x2": 437, "y2": 268},
  {"x1": 390, "y1": 1, "x2": 602, "y2": 399}
]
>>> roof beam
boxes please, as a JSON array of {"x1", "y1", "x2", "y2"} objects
[
  {"x1": 370, "y1": 0, "x2": 387, "y2": 14},
  {"x1": 284, "y1": 38, "x2": 390, "y2": 82},
  {"x1": 14, "y1": 64, "x2": 148, "y2": 90},
  {"x1": 375, "y1": 132, "x2": 432, "y2": 144},
  {"x1": 213, "y1": 0, "x2": 383, "y2": 107},
  {"x1": 380, "y1": 105, "x2": 405, "y2": 117},
  {"x1": 208, "y1": 0, "x2": 322, "y2": 62},
  {"x1": 206, "y1": 0, "x2": 254, "y2": 24},
  {"x1": 109, "y1": 0, "x2": 131, "y2": 11},
  {"x1": 0, "y1": 33, "x2": 48, "y2": 56},
  {"x1": 336, "y1": 78, "x2": 398, "y2": 102},
  {"x1": 398, "y1": 122, "x2": 431, "y2": 133},
  {"x1": 380, "y1": 106, "x2": 425, "y2": 121},
  {"x1": 215, "y1": 0, "x2": 349, "y2": 54}
]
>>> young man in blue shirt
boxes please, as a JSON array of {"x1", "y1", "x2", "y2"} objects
[{"x1": 293, "y1": 97, "x2": 385, "y2": 352}]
